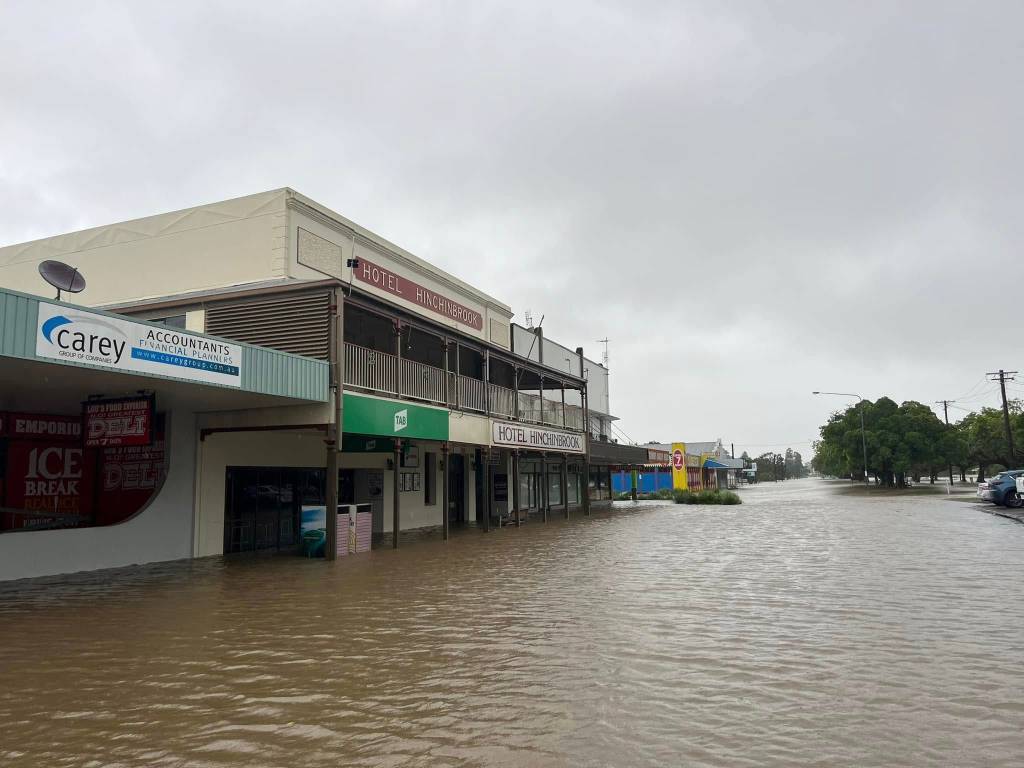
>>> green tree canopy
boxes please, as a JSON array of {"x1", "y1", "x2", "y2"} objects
[{"x1": 813, "y1": 398, "x2": 953, "y2": 487}]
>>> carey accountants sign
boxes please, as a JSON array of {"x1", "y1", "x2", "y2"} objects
[
  {"x1": 36, "y1": 303, "x2": 243, "y2": 387},
  {"x1": 354, "y1": 257, "x2": 484, "y2": 331},
  {"x1": 491, "y1": 421, "x2": 585, "y2": 454}
]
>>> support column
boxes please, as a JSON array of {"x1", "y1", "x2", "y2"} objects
[
  {"x1": 395, "y1": 321, "x2": 403, "y2": 399},
  {"x1": 539, "y1": 376, "x2": 545, "y2": 425},
  {"x1": 444, "y1": 340, "x2": 451, "y2": 408},
  {"x1": 541, "y1": 454, "x2": 549, "y2": 523},
  {"x1": 513, "y1": 366, "x2": 520, "y2": 421},
  {"x1": 325, "y1": 287, "x2": 344, "y2": 561},
  {"x1": 392, "y1": 438, "x2": 402, "y2": 549},
  {"x1": 484, "y1": 348, "x2": 491, "y2": 416},
  {"x1": 455, "y1": 343, "x2": 461, "y2": 409},
  {"x1": 442, "y1": 442, "x2": 449, "y2": 542},
  {"x1": 583, "y1": 389, "x2": 591, "y2": 516},
  {"x1": 326, "y1": 440, "x2": 338, "y2": 558},
  {"x1": 482, "y1": 447, "x2": 491, "y2": 532},
  {"x1": 562, "y1": 452, "x2": 569, "y2": 519},
  {"x1": 512, "y1": 450, "x2": 521, "y2": 527}
]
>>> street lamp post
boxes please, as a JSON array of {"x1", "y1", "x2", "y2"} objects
[{"x1": 813, "y1": 391, "x2": 870, "y2": 488}]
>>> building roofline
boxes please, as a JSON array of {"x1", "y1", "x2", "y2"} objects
[{"x1": 284, "y1": 188, "x2": 511, "y2": 315}]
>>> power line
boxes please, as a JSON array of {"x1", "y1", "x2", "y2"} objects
[
  {"x1": 952, "y1": 376, "x2": 991, "y2": 401},
  {"x1": 987, "y1": 369, "x2": 1018, "y2": 462}
]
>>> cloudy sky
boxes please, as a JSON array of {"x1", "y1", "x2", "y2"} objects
[{"x1": 2, "y1": 1, "x2": 1022, "y2": 454}]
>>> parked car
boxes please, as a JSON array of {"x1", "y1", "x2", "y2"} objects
[{"x1": 977, "y1": 470, "x2": 1024, "y2": 507}]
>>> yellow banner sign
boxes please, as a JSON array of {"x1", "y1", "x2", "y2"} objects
[{"x1": 671, "y1": 442, "x2": 688, "y2": 490}]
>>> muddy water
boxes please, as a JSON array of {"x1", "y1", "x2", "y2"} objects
[{"x1": 2, "y1": 479, "x2": 1024, "y2": 767}]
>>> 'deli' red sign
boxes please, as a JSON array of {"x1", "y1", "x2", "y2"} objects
[{"x1": 83, "y1": 396, "x2": 155, "y2": 448}]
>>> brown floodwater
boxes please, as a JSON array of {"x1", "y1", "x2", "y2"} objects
[{"x1": 2, "y1": 479, "x2": 1024, "y2": 767}]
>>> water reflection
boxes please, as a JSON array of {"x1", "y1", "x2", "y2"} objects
[{"x1": 2, "y1": 480, "x2": 1024, "y2": 766}]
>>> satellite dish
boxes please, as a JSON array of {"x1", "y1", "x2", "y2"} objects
[{"x1": 38, "y1": 260, "x2": 86, "y2": 301}]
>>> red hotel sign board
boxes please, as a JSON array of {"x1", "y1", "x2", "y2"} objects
[
  {"x1": 83, "y1": 396, "x2": 155, "y2": 448},
  {"x1": 355, "y1": 256, "x2": 483, "y2": 330}
]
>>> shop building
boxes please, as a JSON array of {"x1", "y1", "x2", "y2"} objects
[
  {"x1": 0, "y1": 286, "x2": 329, "y2": 581},
  {"x1": 0, "y1": 189, "x2": 616, "y2": 577}
]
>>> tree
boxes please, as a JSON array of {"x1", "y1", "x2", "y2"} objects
[
  {"x1": 813, "y1": 397, "x2": 950, "y2": 487},
  {"x1": 955, "y1": 401, "x2": 1024, "y2": 480},
  {"x1": 784, "y1": 448, "x2": 808, "y2": 479},
  {"x1": 755, "y1": 451, "x2": 786, "y2": 482}
]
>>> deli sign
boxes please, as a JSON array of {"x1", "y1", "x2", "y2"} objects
[
  {"x1": 491, "y1": 421, "x2": 585, "y2": 454},
  {"x1": 84, "y1": 396, "x2": 155, "y2": 448}
]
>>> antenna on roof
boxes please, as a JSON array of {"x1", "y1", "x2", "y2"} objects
[
  {"x1": 524, "y1": 309, "x2": 534, "y2": 328},
  {"x1": 596, "y1": 337, "x2": 610, "y2": 367},
  {"x1": 39, "y1": 260, "x2": 86, "y2": 301}
]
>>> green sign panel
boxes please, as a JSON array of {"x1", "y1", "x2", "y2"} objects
[
  {"x1": 342, "y1": 393, "x2": 449, "y2": 441},
  {"x1": 341, "y1": 434, "x2": 395, "y2": 453}
]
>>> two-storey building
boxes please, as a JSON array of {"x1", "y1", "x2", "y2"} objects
[{"x1": 0, "y1": 189, "x2": 615, "y2": 576}]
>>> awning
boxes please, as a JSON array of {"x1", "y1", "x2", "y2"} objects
[{"x1": 703, "y1": 459, "x2": 730, "y2": 469}]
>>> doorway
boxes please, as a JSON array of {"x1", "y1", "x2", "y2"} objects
[
  {"x1": 224, "y1": 467, "x2": 325, "y2": 554},
  {"x1": 448, "y1": 454, "x2": 466, "y2": 525}
]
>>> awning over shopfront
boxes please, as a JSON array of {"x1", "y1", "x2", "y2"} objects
[
  {"x1": 589, "y1": 439, "x2": 649, "y2": 465},
  {"x1": 0, "y1": 287, "x2": 330, "y2": 406}
]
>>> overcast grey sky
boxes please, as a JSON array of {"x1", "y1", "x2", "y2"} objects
[{"x1": 2, "y1": 1, "x2": 1022, "y2": 453}]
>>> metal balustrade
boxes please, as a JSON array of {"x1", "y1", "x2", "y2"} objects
[
  {"x1": 460, "y1": 375, "x2": 487, "y2": 412},
  {"x1": 517, "y1": 392, "x2": 542, "y2": 423},
  {"x1": 344, "y1": 342, "x2": 397, "y2": 395},
  {"x1": 344, "y1": 341, "x2": 587, "y2": 435},
  {"x1": 543, "y1": 398, "x2": 565, "y2": 427},
  {"x1": 400, "y1": 358, "x2": 447, "y2": 404},
  {"x1": 564, "y1": 405, "x2": 585, "y2": 431},
  {"x1": 489, "y1": 383, "x2": 514, "y2": 418}
]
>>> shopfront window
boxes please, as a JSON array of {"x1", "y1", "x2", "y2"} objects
[
  {"x1": 589, "y1": 466, "x2": 611, "y2": 500},
  {"x1": 567, "y1": 463, "x2": 581, "y2": 504},
  {"x1": 225, "y1": 467, "x2": 324, "y2": 554},
  {"x1": 1, "y1": 410, "x2": 168, "y2": 534},
  {"x1": 548, "y1": 464, "x2": 562, "y2": 506}
]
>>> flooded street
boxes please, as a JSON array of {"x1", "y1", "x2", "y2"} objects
[{"x1": 2, "y1": 478, "x2": 1024, "y2": 767}]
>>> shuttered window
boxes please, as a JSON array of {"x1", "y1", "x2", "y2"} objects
[{"x1": 205, "y1": 292, "x2": 331, "y2": 359}]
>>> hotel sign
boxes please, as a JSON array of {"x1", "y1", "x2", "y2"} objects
[
  {"x1": 355, "y1": 256, "x2": 484, "y2": 330},
  {"x1": 36, "y1": 303, "x2": 243, "y2": 387},
  {"x1": 491, "y1": 421, "x2": 585, "y2": 454}
]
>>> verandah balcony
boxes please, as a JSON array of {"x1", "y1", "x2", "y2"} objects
[{"x1": 342, "y1": 340, "x2": 585, "y2": 430}]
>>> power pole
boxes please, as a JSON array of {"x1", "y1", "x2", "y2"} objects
[
  {"x1": 935, "y1": 399, "x2": 955, "y2": 485},
  {"x1": 987, "y1": 370, "x2": 1018, "y2": 464}
]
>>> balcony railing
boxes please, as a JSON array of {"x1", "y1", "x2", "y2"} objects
[
  {"x1": 489, "y1": 383, "x2": 514, "y2": 418},
  {"x1": 344, "y1": 342, "x2": 397, "y2": 395},
  {"x1": 460, "y1": 375, "x2": 487, "y2": 412},
  {"x1": 401, "y1": 358, "x2": 446, "y2": 404},
  {"x1": 343, "y1": 341, "x2": 587, "y2": 435}
]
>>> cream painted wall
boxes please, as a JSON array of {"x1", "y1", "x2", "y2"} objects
[
  {"x1": 194, "y1": 430, "x2": 325, "y2": 557},
  {"x1": 288, "y1": 207, "x2": 511, "y2": 347},
  {"x1": 344, "y1": 442, "x2": 446, "y2": 533},
  {"x1": 450, "y1": 412, "x2": 490, "y2": 445},
  {"x1": 0, "y1": 190, "x2": 290, "y2": 306}
]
